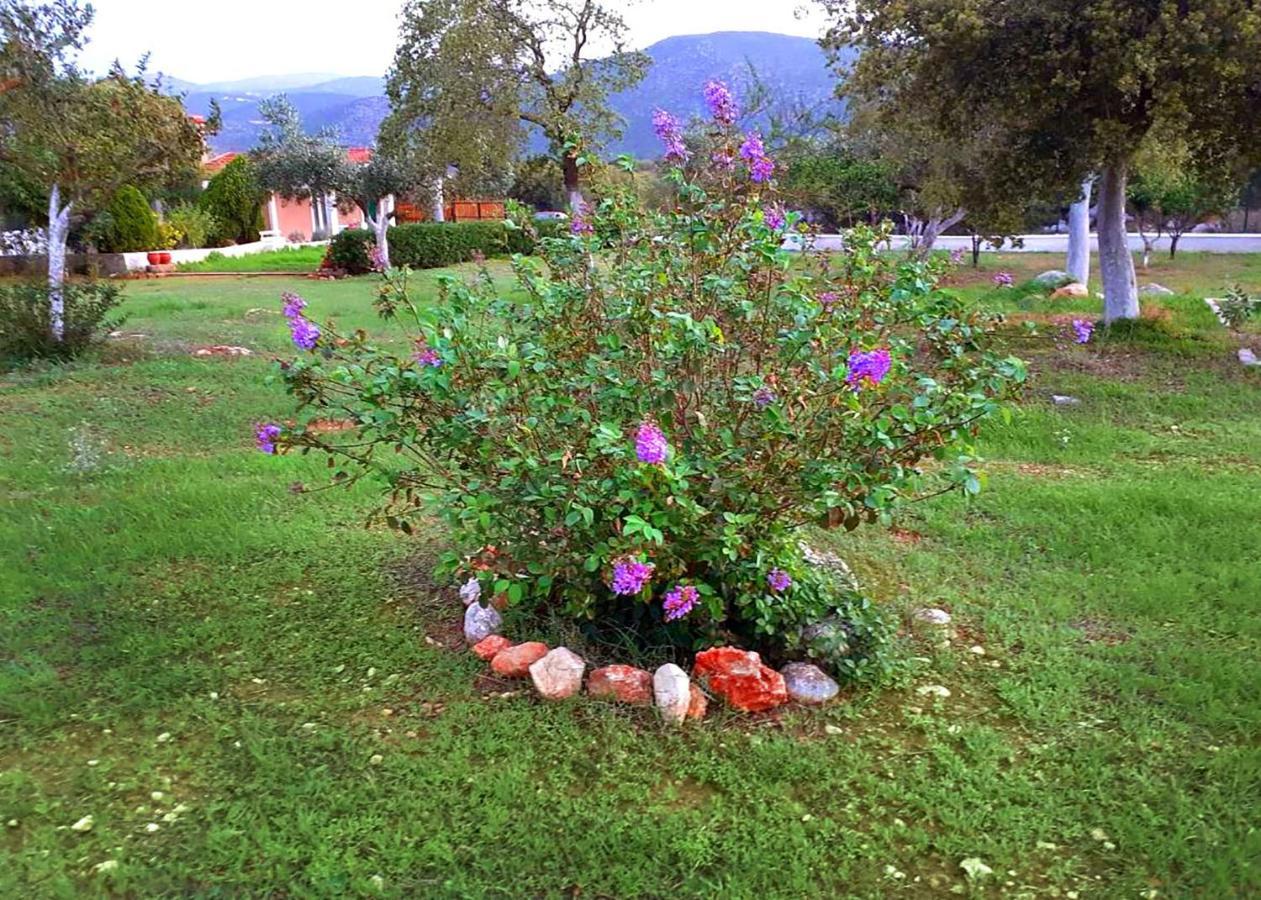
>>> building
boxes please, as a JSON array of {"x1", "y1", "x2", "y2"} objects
[{"x1": 201, "y1": 149, "x2": 374, "y2": 243}]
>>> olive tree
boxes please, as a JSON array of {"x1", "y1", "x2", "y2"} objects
[{"x1": 820, "y1": 0, "x2": 1261, "y2": 322}]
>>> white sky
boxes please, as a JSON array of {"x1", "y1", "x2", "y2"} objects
[{"x1": 79, "y1": 0, "x2": 827, "y2": 84}]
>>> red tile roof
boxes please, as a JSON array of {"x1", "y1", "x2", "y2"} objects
[
  {"x1": 346, "y1": 147, "x2": 373, "y2": 164},
  {"x1": 203, "y1": 152, "x2": 240, "y2": 175}
]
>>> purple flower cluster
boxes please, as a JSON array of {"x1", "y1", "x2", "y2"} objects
[
  {"x1": 281, "y1": 291, "x2": 320, "y2": 351},
  {"x1": 663, "y1": 584, "x2": 699, "y2": 622},
  {"x1": 763, "y1": 203, "x2": 786, "y2": 231},
  {"x1": 369, "y1": 243, "x2": 386, "y2": 272},
  {"x1": 255, "y1": 422, "x2": 281, "y2": 455},
  {"x1": 738, "y1": 132, "x2": 775, "y2": 183},
  {"x1": 570, "y1": 204, "x2": 594, "y2": 236},
  {"x1": 767, "y1": 568, "x2": 792, "y2": 593},
  {"x1": 993, "y1": 271, "x2": 1014, "y2": 288},
  {"x1": 1072, "y1": 319, "x2": 1094, "y2": 344},
  {"x1": 753, "y1": 386, "x2": 776, "y2": 408},
  {"x1": 703, "y1": 79, "x2": 738, "y2": 125},
  {"x1": 635, "y1": 421, "x2": 669, "y2": 465},
  {"x1": 846, "y1": 347, "x2": 892, "y2": 389},
  {"x1": 818, "y1": 291, "x2": 839, "y2": 312},
  {"x1": 611, "y1": 559, "x2": 655, "y2": 596},
  {"x1": 652, "y1": 108, "x2": 690, "y2": 163},
  {"x1": 413, "y1": 338, "x2": 442, "y2": 367}
]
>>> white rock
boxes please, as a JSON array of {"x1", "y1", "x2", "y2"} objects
[
  {"x1": 70, "y1": 815, "x2": 94, "y2": 832},
  {"x1": 156, "y1": 732, "x2": 171, "y2": 743},
  {"x1": 653, "y1": 664, "x2": 691, "y2": 725},
  {"x1": 1239, "y1": 348, "x2": 1259, "y2": 367},
  {"x1": 1052, "y1": 394, "x2": 1082, "y2": 406},
  {"x1": 458, "y1": 577, "x2": 481, "y2": 606},
  {"x1": 960, "y1": 857, "x2": 994, "y2": 880},
  {"x1": 912, "y1": 607, "x2": 952, "y2": 626},
  {"x1": 1140, "y1": 283, "x2": 1174, "y2": 296},
  {"x1": 969, "y1": 645, "x2": 986, "y2": 656},
  {"x1": 463, "y1": 602, "x2": 502, "y2": 643},
  {"x1": 145, "y1": 823, "x2": 160, "y2": 833},
  {"x1": 916, "y1": 684, "x2": 951, "y2": 698},
  {"x1": 824, "y1": 724, "x2": 844, "y2": 736},
  {"x1": 92, "y1": 860, "x2": 119, "y2": 874},
  {"x1": 529, "y1": 647, "x2": 586, "y2": 700}
]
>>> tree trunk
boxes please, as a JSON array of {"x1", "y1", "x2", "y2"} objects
[
  {"x1": 1169, "y1": 233, "x2": 1181, "y2": 258},
  {"x1": 47, "y1": 183, "x2": 73, "y2": 342},
  {"x1": 1244, "y1": 206, "x2": 1251, "y2": 232},
  {"x1": 907, "y1": 208, "x2": 965, "y2": 259},
  {"x1": 371, "y1": 207, "x2": 390, "y2": 269},
  {"x1": 1097, "y1": 164, "x2": 1140, "y2": 322},
  {"x1": 431, "y1": 178, "x2": 445, "y2": 223},
  {"x1": 562, "y1": 151, "x2": 584, "y2": 213},
  {"x1": 1140, "y1": 234, "x2": 1153, "y2": 270},
  {"x1": 1066, "y1": 176, "x2": 1092, "y2": 285},
  {"x1": 971, "y1": 233, "x2": 981, "y2": 267}
]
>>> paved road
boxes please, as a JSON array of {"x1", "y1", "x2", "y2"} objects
[{"x1": 805, "y1": 233, "x2": 1261, "y2": 254}]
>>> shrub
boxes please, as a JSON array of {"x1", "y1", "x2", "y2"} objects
[
  {"x1": 1215, "y1": 285, "x2": 1259, "y2": 329},
  {"x1": 199, "y1": 157, "x2": 265, "y2": 244},
  {"x1": 166, "y1": 202, "x2": 219, "y2": 249},
  {"x1": 92, "y1": 186, "x2": 159, "y2": 252},
  {"x1": 0, "y1": 281, "x2": 124, "y2": 366},
  {"x1": 263, "y1": 87, "x2": 1025, "y2": 680},
  {"x1": 327, "y1": 220, "x2": 562, "y2": 275}
]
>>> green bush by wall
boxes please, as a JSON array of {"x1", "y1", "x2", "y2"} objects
[{"x1": 328, "y1": 220, "x2": 563, "y2": 275}]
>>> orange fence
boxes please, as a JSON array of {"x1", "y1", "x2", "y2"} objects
[{"x1": 395, "y1": 199, "x2": 506, "y2": 224}]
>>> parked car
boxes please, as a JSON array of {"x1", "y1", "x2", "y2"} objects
[{"x1": 535, "y1": 210, "x2": 569, "y2": 222}]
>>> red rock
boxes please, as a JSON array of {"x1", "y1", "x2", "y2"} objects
[
  {"x1": 491, "y1": 642, "x2": 549, "y2": 677},
  {"x1": 588, "y1": 665, "x2": 653, "y2": 705},
  {"x1": 692, "y1": 647, "x2": 787, "y2": 712},
  {"x1": 471, "y1": 635, "x2": 511, "y2": 661},
  {"x1": 686, "y1": 685, "x2": 708, "y2": 720}
]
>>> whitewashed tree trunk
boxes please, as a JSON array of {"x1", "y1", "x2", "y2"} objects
[
  {"x1": 432, "y1": 178, "x2": 445, "y2": 222},
  {"x1": 367, "y1": 209, "x2": 390, "y2": 269},
  {"x1": 905, "y1": 207, "x2": 966, "y2": 258},
  {"x1": 47, "y1": 183, "x2": 74, "y2": 342},
  {"x1": 1067, "y1": 176, "x2": 1092, "y2": 285},
  {"x1": 1097, "y1": 164, "x2": 1140, "y2": 322}
]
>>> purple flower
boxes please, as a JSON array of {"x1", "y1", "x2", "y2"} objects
[
  {"x1": 739, "y1": 132, "x2": 775, "y2": 183},
  {"x1": 368, "y1": 243, "x2": 386, "y2": 272},
  {"x1": 1072, "y1": 319, "x2": 1094, "y2": 344},
  {"x1": 753, "y1": 386, "x2": 776, "y2": 408},
  {"x1": 611, "y1": 558, "x2": 655, "y2": 596},
  {"x1": 413, "y1": 338, "x2": 442, "y2": 367},
  {"x1": 846, "y1": 347, "x2": 892, "y2": 389},
  {"x1": 289, "y1": 316, "x2": 321, "y2": 351},
  {"x1": 634, "y1": 421, "x2": 669, "y2": 465},
  {"x1": 703, "y1": 79, "x2": 738, "y2": 125},
  {"x1": 652, "y1": 108, "x2": 690, "y2": 163},
  {"x1": 255, "y1": 422, "x2": 281, "y2": 455},
  {"x1": 767, "y1": 568, "x2": 792, "y2": 593},
  {"x1": 993, "y1": 272, "x2": 1014, "y2": 288},
  {"x1": 763, "y1": 204, "x2": 786, "y2": 231},
  {"x1": 819, "y1": 291, "x2": 839, "y2": 312},
  {"x1": 570, "y1": 203, "x2": 594, "y2": 236},
  {"x1": 281, "y1": 292, "x2": 306, "y2": 318},
  {"x1": 663, "y1": 584, "x2": 699, "y2": 622}
]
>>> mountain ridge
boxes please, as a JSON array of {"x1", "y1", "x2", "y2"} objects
[{"x1": 173, "y1": 31, "x2": 839, "y2": 156}]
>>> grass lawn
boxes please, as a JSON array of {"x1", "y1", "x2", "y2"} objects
[
  {"x1": 1, "y1": 254, "x2": 1259, "y2": 897},
  {"x1": 175, "y1": 244, "x2": 327, "y2": 273}
]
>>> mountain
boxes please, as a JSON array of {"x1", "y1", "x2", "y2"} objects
[{"x1": 175, "y1": 32, "x2": 840, "y2": 155}]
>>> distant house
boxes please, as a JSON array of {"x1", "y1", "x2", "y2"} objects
[{"x1": 202, "y1": 149, "x2": 379, "y2": 243}]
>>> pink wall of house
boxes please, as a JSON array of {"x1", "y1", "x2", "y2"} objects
[{"x1": 265, "y1": 195, "x2": 366, "y2": 242}]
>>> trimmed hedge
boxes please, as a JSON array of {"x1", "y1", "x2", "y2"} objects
[{"x1": 328, "y1": 220, "x2": 563, "y2": 275}]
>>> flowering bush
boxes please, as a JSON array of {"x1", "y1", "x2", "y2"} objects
[{"x1": 262, "y1": 84, "x2": 1025, "y2": 679}]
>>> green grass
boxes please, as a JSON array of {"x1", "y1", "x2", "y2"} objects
[
  {"x1": 2, "y1": 255, "x2": 1259, "y2": 897},
  {"x1": 175, "y1": 244, "x2": 328, "y2": 273}
]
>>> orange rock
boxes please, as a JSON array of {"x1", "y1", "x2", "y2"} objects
[
  {"x1": 491, "y1": 642, "x2": 549, "y2": 677},
  {"x1": 1051, "y1": 282, "x2": 1089, "y2": 299},
  {"x1": 686, "y1": 684, "x2": 708, "y2": 719},
  {"x1": 693, "y1": 647, "x2": 787, "y2": 712},
  {"x1": 471, "y1": 635, "x2": 511, "y2": 661},
  {"x1": 588, "y1": 665, "x2": 653, "y2": 705}
]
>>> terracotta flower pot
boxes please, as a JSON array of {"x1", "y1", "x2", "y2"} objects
[
  {"x1": 147, "y1": 252, "x2": 163, "y2": 265},
  {"x1": 158, "y1": 251, "x2": 172, "y2": 264}
]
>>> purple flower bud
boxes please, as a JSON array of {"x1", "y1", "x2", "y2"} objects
[
  {"x1": 255, "y1": 422, "x2": 281, "y2": 455},
  {"x1": 663, "y1": 584, "x2": 699, "y2": 622},
  {"x1": 281, "y1": 292, "x2": 306, "y2": 319},
  {"x1": 1072, "y1": 319, "x2": 1094, "y2": 344},
  {"x1": 652, "y1": 108, "x2": 690, "y2": 163},
  {"x1": 703, "y1": 80, "x2": 738, "y2": 125},
  {"x1": 634, "y1": 421, "x2": 669, "y2": 465},
  {"x1": 739, "y1": 132, "x2": 775, "y2": 183},
  {"x1": 763, "y1": 204, "x2": 786, "y2": 231},
  {"x1": 611, "y1": 559, "x2": 655, "y2": 596},
  {"x1": 767, "y1": 568, "x2": 792, "y2": 593},
  {"x1": 993, "y1": 272, "x2": 1014, "y2": 287},
  {"x1": 846, "y1": 347, "x2": 892, "y2": 389},
  {"x1": 413, "y1": 338, "x2": 443, "y2": 367},
  {"x1": 752, "y1": 386, "x2": 776, "y2": 408},
  {"x1": 288, "y1": 316, "x2": 321, "y2": 351}
]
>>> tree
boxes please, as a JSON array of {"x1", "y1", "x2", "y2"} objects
[
  {"x1": 1066, "y1": 177, "x2": 1093, "y2": 286},
  {"x1": 781, "y1": 150, "x2": 898, "y2": 230},
  {"x1": 253, "y1": 95, "x2": 347, "y2": 238},
  {"x1": 340, "y1": 153, "x2": 414, "y2": 268},
  {"x1": 821, "y1": 0, "x2": 1261, "y2": 323},
  {"x1": 0, "y1": 0, "x2": 203, "y2": 339},
  {"x1": 508, "y1": 154, "x2": 567, "y2": 212},
  {"x1": 199, "y1": 156, "x2": 265, "y2": 244},
  {"x1": 1129, "y1": 140, "x2": 1241, "y2": 266},
  {"x1": 384, "y1": 0, "x2": 649, "y2": 212}
]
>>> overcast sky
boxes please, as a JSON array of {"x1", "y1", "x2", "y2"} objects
[{"x1": 79, "y1": 0, "x2": 827, "y2": 84}]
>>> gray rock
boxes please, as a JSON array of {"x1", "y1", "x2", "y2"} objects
[
  {"x1": 1033, "y1": 270, "x2": 1070, "y2": 286},
  {"x1": 1051, "y1": 395, "x2": 1082, "y2": 407},
  {"x1": 653, "y1": 663, "x2": 691, "y2": 725},
  {"x1": 1240, "y1": 348, "x2": 1260, "y2": 367},
  {"x1": 800, "y1": 542, "x2": 859, "y2": 590},
  {"x1": 1140, "y1": 283, "x2": 1175, "y2": 296},
  {"x1": 800, "y1": 615, "x2": 852, "y2": 658},
  {"x1": 528, "y1": 647, "x2": 586, "y2": 700},
  {"x1": 781, "y1": 662, "x2": 840, "y2": 705},
  {"x1": 458, "y1": 577, "x2": 481, "y2": 607},
  {"x1": 463, "y1": 602, "x2": 502, "y2": 644},
  {"x1": 912, "y1": 607, "x2": 952, "y2": 626}
]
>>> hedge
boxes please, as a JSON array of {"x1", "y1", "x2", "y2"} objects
[{"x1": 328, "y1": 220, "x2": 563, "y2": 275}]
